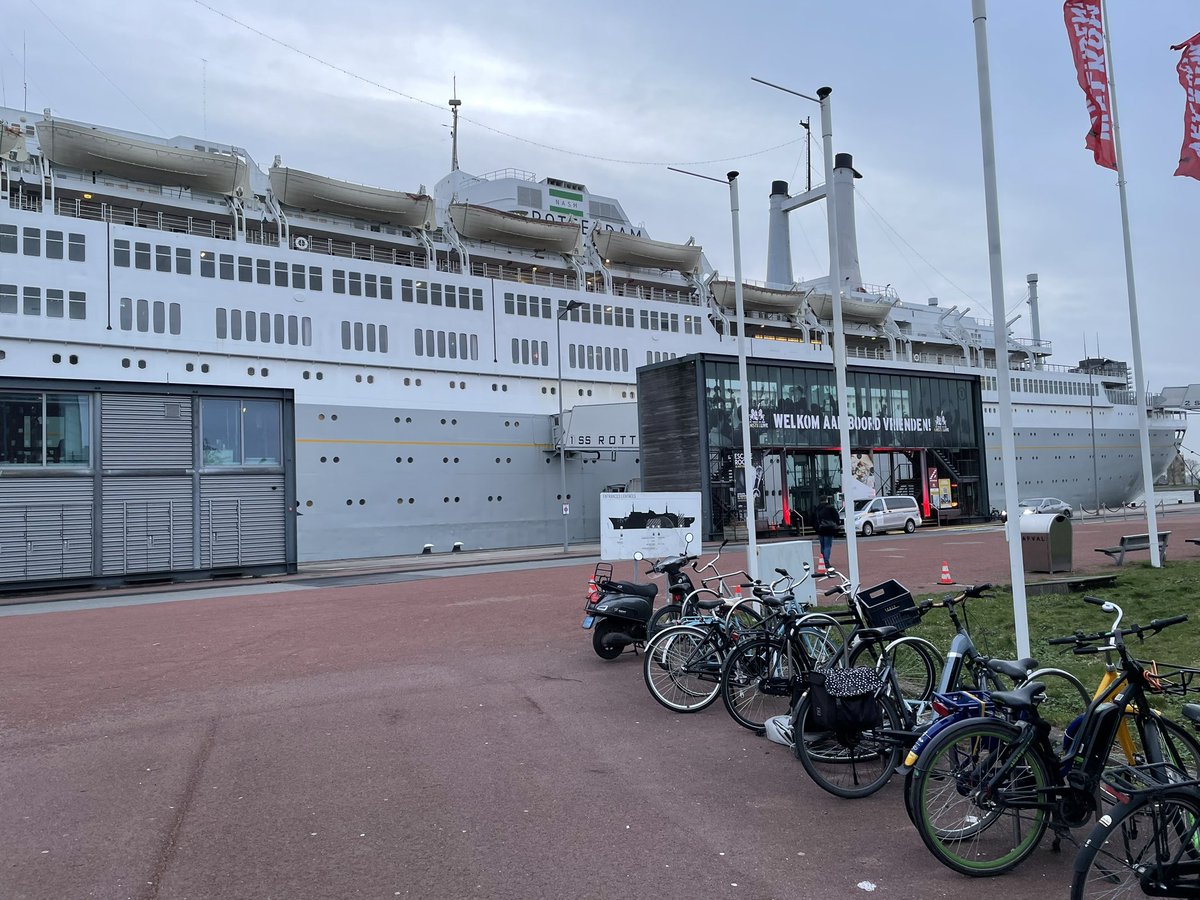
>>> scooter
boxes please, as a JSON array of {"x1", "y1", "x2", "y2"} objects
[{"x1": 582, "y1": 534, "x2": 698, "y2": 660}]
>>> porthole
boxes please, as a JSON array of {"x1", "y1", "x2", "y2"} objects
[
  {"x1": 346, "y1": 499, "x2": 353, "y2": 506},
  {"x1": 318, "y1": 413, "x2": 326, "y2": 420},
  {"x1": 52, "y1": 353, "x2": 61, "y2": 363},
  {"x1": 453, "y1": 457, "x2": 459, "y2": 463},
  {"x1": 395, "y1": 457, "x2": 402, "y2": 463},
  {"x1": 248, "y1": 367, "x2": 255, "y2": 375},
  {"x1": 404, "y1": 377, "x2": 411, "y2": 386},
  {"x1": 356, "y1": 375, "x2": 363, "y2": 383},
  {"x1": 367, "y1": 375, "x2": 374, "y2": 384},
  {"x1": 496, "y1": 495, "x2": 502, "y2": 501},
  {"x1": 407, "y1": 457, "x2": 413, "y2": 463},
  {"x1": 186, "y1": 363, "x2": 195, "y2": 372},
  {"x1": 406, "y1": 416, "x2": 412, "y2": 424},
  {"x1": 332, "y1": 456, "x2": 340, "y2": 463},
  {"x1": 303, "y1": 371, "x2": 311, "y2": 379},
  {"x1": 315, "y1": 372, "x2": 323, "y2": 380},
  {"x1": 261, "y1": 368, "x2": 268, "y2": 376},
  {"x1": 443, "y1": 497, "x2": 450, "y2": 503},
  {"x1": 451, "y1": 418, "x2": 457, "y2": 425},
  {"x1": 397, "y1": 498, "x2": 404, "y2": 504},
  {"x1": 358, "y1": 499, "x2": 365, "y2": 505},
  {"x1": 415, "y1": 378, "x2": 421, "y2": 386},
  {"x1": 492, "y1": 384, "x2": 498, "y2": 392},
  {"x1": 501, "y1": 384, "x2": 507, "y2": 392},
  {"x1": 305, "y1": 500, "x2": 314, "y2": 507},
  {"x1": 138, "y1": 360, "x2": 147, "y2": 369},
  {"x1": 69, "y1": 355, "x2": 78, "y2": 364},
  {"x1": 394, "y1": 417, "x2": 400, "y2": 423},
  {"x1": 488, "y1": 495, "x2": 494, "y2": 501},
  {"x1": 440, "y1": 418, "x2": 446, "y2": 425},
  {"x1": 449, "y1": 380, "x2": 456, "y2": 388},
  {"x1": 331, "y1": 414, "x2": 338, "y2": 421},
  {"x1": 443, "y1": 457, "x2": 449, "y2": 463},
  {"x1": 408, "y1": 497, "x2": 414, "y2": 504},
  {"x1": 506, "y1": 457, "x2": 512, "y2": 464},
  {"x1": 454, "y1": 497, "x2": 460, "y2": 503},
  {"x1": 458, "y1": 381, "x2": 465, "y2": 389},
  {"x1": 320, "y1": 456, "x2": 328, "y2": 463}
]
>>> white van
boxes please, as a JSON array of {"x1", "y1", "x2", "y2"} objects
[{"x1": 851, "y1": 495, "x2": 922, "y2": 536}]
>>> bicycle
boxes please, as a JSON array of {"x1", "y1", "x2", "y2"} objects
[
  {"x1": 642, "y1": 568, "x2": 800, "y2": 714},
  {"x1": 646, "y1": 539, "x2": 754, "y2": 636},
  {"x1": 907, "y1": 599, "x2": 1200, "y2": 877},
  {"x1": 1071, "y1": 743, "x2": 1200, "y2": 899}
]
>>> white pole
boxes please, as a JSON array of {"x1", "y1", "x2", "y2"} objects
[
  {"x1": 727, "y1": 172, "x2": 759, "y2": 580},
  {"x1": 971, "y1": 0, "x2": 1031, "y2": 657},
  {"x1": 1100, "y1": 0, "x2": 1161, "y2": 566},
  {"x1": 816, "y1": 88, "x2": 861, "y2": 590}
]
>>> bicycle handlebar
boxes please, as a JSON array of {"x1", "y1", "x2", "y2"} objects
[{"x1": 1050, "y1": 614, "x2": 1189, "y2": 648}]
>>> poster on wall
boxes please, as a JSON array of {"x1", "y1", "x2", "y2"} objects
[{"x1": 600, "y1": 492, "x2": 702, "y2": 561}]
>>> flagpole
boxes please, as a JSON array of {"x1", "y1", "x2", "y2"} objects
[
  {"x1": 971, "y1": 0, "x2": 1032, "y2": 658},
  {"x1": 1100, "y1": 0, "x2": 1162, "y2": 566}
]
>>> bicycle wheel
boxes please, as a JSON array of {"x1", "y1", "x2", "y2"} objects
[
  {"x1": 794, "y1": 690, "x2": 904, "y2": 799},
  {"x1": 910, "y1": 717, "x2": 1051, "y2": 876},
  {"x1": 1023, "y1": 667, "x2": 1091, "y2": 745},
  {"x1": 721, "y1": 636, "x2": 794, "y2": 731},
  {"x1": 1105, "y1": 713, "x2": 1200, "y2": 778},
  {"x1": 724, "y1": 597, "x2": 765, "y2": 636},
  {"x1": 642, "y1": 624, "x2": 725, "y2": 713},
  {"x1": 1071, "y1": 787, "x2": 1200, "y2": 899},
  {"x1": 647, "y1": 602, "x2": 682, "y2": 636},
  {"x1": 849, "y1": 635, "x2": 939, "y2": 706}
]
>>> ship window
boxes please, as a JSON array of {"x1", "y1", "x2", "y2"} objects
[
  {"x1": 23, "y1": 287, "x2": 40, "y2": 315},
  {"x1": 424, "y1": 330, "x2": 435, "y2": 356},
  {"x1": 274, "y1": 313, "x2": 285, "y2": 344},
  {"x1": 364, "y1": 274, "x2": 377, "y2": 298},
  {"x1": 238, "y1": 256, "x2": 252, "y2": 282},
  {"x1": 260, "y1": 312, "x2": 270, "y2": 342},
  {"x1": 569, "y1": 344, "x2": 577, "y2": 368},
  {"x1": 604, "y1": 347, "x2": 612, "y2": 370},
  {"x1": 200, "y1": 250, "x2": 215, "y2": 277},
  {"x1": 291, "y1": 264, "x2": 306, "y2": 289},
  {"x1": 333, "y1": 269, "x2": 346, "y2": 294},
  {"x1": 447, "y1": 331, "x2": 457, "y2": 358},
  {"x1": 342, "y1": 320, "x2": 352, "y2": 349},
  {"x1": 639, "y1": 309, "x2": 649, "y2": 329},
  {"x1": 120, "y1": 298, "x2": 133, "y2": 330},
  {"x1": 256, "y1": 259, "x2": 271, "y2": 285},
  {"x1": 367, "y1": 323, "x2": 377, "y2": 352},
  {"x1": 215, "y1": 307, "x2": 227, "y2": 338},
  {"x1": 113, "y1": 239, "x2": 130, "y2": 267},
  {"x1": 431, "y1": 283, "x2": 442, "y2": 306},
  {"x1": 302, "y1": 317, "x2": 312, "y2": 346},
  {"x1": 167, "y1": 300, "x2": 180, "y2": 332},
  {"x1": 378, "y1": 325, "x2": 388, "y2": 352},
  {"x1": 229, "y1": 308, "x2": 242, "y2": 340},
  {"x1": 46, "y1": 289, "x2": 64, "y2": 318},
  {"x1": 47, "y1": 231, "x2": 64, "y2": 259},
  {"x1": 153, "y1": 301, "x2": 166, "y2": 333},
  {"x1": 69, "y1": 234, "x2": 85, "y2": 262},
  {"x1": 275, "y1": 261, "x2": 288, "y2": 287},
  {"x1": 136, "y1": 299, "x2": 149, "y2": 331},
  {"x1": 414, "y1": 329, "x2": 424, "y2": 356},
  {"x1": 0, "y1": 284, "x2": 16, "y2": 314},
  {"x1": 380, "y1": 276, "x2": 393, "y2": 300},
  {"x1": 308, "y1": 266, "x2": 323, "y2": 291},
  {"x1": 472, "y1": 288, "x2": 483, "y2": 310},
  {"x1": 0, "y1": 224, "x2": 15, "y2": 254},
  {"x1": 244, "y1": 310, "x2": 256, "y2": 341},
  {"x1": 511, "y1": 338, "x2": 520, "y2": 363},
  {"x1": 220, "y1": 254, "x2": 235, "y2": 280},
  {"x1": 155, "y1": 245, "x2": 171, "y2": 272},
  {"x1": 287, "y1": 315, "x2": 298, "y2": 345},
  {"x1": 350, "y1": 272, "x2": 363, "y2": 297},
  {"x1": 171, "y1": 247, "x2": 190, "y2": 275},
  {"x1": 516, "y1": 294, "x2": 527, "y2": 316},
  {"x1": 401, "y1": 279, "x2": 414, "y2": 302},
  {"x1": 621, "y1": 348, "x2": 628, "y2": 371},
  {"x1": 437, "y1": 331, "x2": 446, "y2": 357},
  {"x1": 670, "y1": 313, "x2": 679, "y2": 332},
  {"x1": 354, "y1": 322, "x2": 364, "y2": 351},
  {"x1": 136, "y1": 242, "x2": 151, "y2": 270},
  {"x1": 539, "y1": 297, "x2": 550, "y2": 319},
  {"x1": 23, "y1": 227, "x2": 40, "y2": 256},
  {"x1": 504, "y1": 293, "x2": 515, "y2": 314},
  {"x1": 587, "y1": 345, "x2": 595, "y2": 369},
  {"x1": 468, "y1": 334, "x2": 478, "y2": 359},
  {"x1": 539, "y1": 340, "x2": 548, "y2": 366},
  {"x1": 521, "y1": 338, "x2": 531, "y2": 364},
  {"x1": 416, "y1": 282, "x2": 428, "y2": 304}
]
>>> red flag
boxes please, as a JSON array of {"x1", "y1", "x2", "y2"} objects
[
  {"x1": 1063, "y1": 0, "x2": 1117, "y2": 170},
  {"x1": 1171, "y1": 31, "x2": 1200, "y2": 180}
]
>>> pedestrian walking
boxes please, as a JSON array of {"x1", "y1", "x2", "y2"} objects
[{"x1": 814, "y1": 496, "x2": 841, "y2": 570}]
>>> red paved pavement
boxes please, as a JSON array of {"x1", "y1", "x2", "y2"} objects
[{"x1": 1, "y1": 509, "x2": 1198, "y2": 900}]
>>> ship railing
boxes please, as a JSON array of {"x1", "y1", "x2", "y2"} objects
[
  {"x1": 475, "y1": 168, "x2": 538, "y2": 183},
  {"x1": 7, "y1": 190, "x2": 42, "y2": 212},
  {"x1": 287, "y1": 234, "x2": 425, "y2": 268},
  {"x1": 610, "y1": 282, "x2": 697, "y2": 304},
  {"x1": 53, "y1": 196, "x2": 235, "y2": 240},
  {"x1": 466, "y1": 261, "x2": 579, "y2": 291}
]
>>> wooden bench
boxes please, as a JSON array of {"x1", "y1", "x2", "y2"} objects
[{"x1": 1095, "y1": 532, "x2": 1171, "y2": 566}]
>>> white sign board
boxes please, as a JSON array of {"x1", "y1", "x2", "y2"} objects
[
  {"x1": 600, "y1": 491, "x2": 702, "y2": 561},
  {"x1": 753, "y1": 540, "x2": 818, "y2": 606}
]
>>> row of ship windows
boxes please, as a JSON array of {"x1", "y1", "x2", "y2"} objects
[
  {"x1": 0, "y1": 226, "x2": 86, "y2": 260},
  {"x1": 0, "y1": 284, "x2": 87, "y2": 319},
  {"x1": 215, "y1": 308, "x2": 314, "y2": 346},
  {"x1": 503, "y1": 292, "x2": 704, "y2": 336},
  {"x1": 414, "y1": 330, "x2": 479, "y2": 360},
  {"x1": 980, "y1": 375, "x2": 1098, "y2": 397},
  {"x1": 399, "y1": 279, "x2": 485, "y2": 310},
  {"x1": 113, "y1": 241, "x2": 401, "y2": 299}
]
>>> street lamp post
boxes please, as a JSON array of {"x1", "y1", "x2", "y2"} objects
[{"x1": 556, "y1": 299, "x2": 582, "y2": 552}]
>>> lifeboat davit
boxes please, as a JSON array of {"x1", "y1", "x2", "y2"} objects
[
  {"x1": 592, "y1": 230, "x2": 701, "y2": 273},
  {"x1": 270, "y1": 165, "x2": 433, "y2": 229},
  {"x1": 448, "y1": 203, "x2": 581, "y2": 253}
]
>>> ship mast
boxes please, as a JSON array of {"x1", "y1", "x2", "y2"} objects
[{"x1": 449, "y1": 80, "x2": 461, "y2": 172}]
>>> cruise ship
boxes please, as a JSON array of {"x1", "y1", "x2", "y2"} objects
[{"x1": 0, "y1": 106, "x2": 1185, "y2": 588}]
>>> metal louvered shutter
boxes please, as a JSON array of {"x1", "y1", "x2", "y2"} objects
[{"x1": 199, "y1": 473, "x2": 287, "y2": 567}]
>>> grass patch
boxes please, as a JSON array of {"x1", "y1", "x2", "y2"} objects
[{"x1": 903, "y1": 560, "x2": 1200, "y2": 723}]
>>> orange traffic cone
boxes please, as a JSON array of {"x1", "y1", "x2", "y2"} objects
[
  {"x1": 939, "y1": 561, "x2": 954, "y2": 585},
  {"x1": 816, "y1": 556, "x2": 827, "y2": 576}
]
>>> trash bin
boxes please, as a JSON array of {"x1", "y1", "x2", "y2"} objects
[{"x1": 1020, "y1": 513, "x2": 1073, "y2": 574}]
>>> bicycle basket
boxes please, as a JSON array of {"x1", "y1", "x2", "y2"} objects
[
  {"x1": 592, "y1": 562, "x2": 614, "y2": 589},
  {"x1": 856, "y1": 579, "x2": 919, "y2": 630},
  {"x1": 1100, "y1": 762, "x2": 1200, "y2": 797},
  {"x1": 1137, "y1": 660, "x2": 1200, "y2": 696}
]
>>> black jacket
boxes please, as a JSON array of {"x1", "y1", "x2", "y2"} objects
[{"x1": 814, "y1": 502, "x2": 841, "y2": 536}]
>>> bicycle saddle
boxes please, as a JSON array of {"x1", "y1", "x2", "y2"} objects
[
  {"x1": 987, "y1": 658, "x2": 1040, "y2": 681},
  {"x1": 601, "y1": 580, "x2": 657, "y2": 599},
  {"x1": 988, "y1": 681, "x2": 1047, "y2": 713}
]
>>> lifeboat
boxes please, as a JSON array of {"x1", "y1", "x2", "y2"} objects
[
  {"x1": 269, "y1": 165, "x2": 433, "y2": 229},
  {"x1": 449, "y1": 203, "x2": 581, "y2": 253},
  {"x1": 592, "y1": 230, "x2": 701, "y2": 273},
  {"x1": 807, "y1": 290, "x2": 895, "y2": 324},
  {"x1": 35, "y1": 117, "x2": 249, "y2": 195},
  {"x1": 711, "y1": 279, "x2": 804, "y2": 316}
]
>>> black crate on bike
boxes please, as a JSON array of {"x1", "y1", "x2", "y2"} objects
[{"x1": 857, "y1": 579, "x2": 919, "y2": 631}]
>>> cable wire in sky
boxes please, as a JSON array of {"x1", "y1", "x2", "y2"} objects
[{"x1": 192, "y1": 0, "x2": 803, "y2": 168}]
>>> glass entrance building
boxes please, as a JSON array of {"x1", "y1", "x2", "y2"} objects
[{"x1": 636, "y1": 354, "x2": 987, "y2": 540}]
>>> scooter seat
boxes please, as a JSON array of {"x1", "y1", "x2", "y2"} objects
[{"x1": 602, "y1": 580, "x2": 658, "y2": 599}]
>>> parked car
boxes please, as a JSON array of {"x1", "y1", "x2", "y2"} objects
[
  {"x1": 846, "y1": 495, "x2": 923, "y2": 536},
  {"x1": 999, "y1": 497, "x2": 1073, "y2": 521}
]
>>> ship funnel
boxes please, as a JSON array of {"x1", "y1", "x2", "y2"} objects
[
  {"x1": 832, "y1": 154, "x2": 863, "y2": 292},
  {"x1": 766, "y1": 180, "x2": 792, "y2": 286}
]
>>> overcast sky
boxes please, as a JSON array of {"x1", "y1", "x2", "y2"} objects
[{"x1": 2, "y1": 0, "x2": 1196, "y2": 393}]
